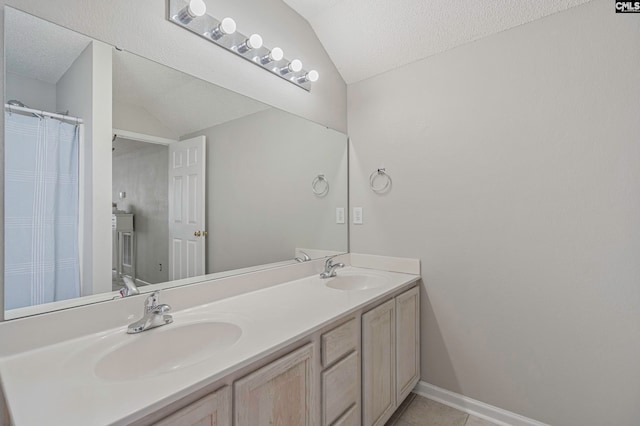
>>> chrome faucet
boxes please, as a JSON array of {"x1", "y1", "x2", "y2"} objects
[
  {"x1": 320, "y1": 255, "x2": 345, "y2": 279},
  {"x1": 294, "y1": 251, "x2": 312, "y2": 263},
  {"x1": 120, "y1": 275, "x2": 140, "y2": 297},
  {"x1": 127, "y1": 291, "x2": 173, "y2": 334}
]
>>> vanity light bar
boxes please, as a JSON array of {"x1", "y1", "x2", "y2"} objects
[{"x1": 168, "y1": 0, "x2": 318, "y2": 91}]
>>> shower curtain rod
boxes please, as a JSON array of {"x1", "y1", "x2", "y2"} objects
[{"x1": 4, "y1": 103, "x2": 84, "y2": 124}]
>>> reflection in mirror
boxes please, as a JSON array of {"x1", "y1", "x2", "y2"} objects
[{"x1": 3, "y1": 8, "x2": 348, "y2": 320}]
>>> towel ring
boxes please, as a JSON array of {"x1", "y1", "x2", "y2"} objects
[
  {"x1": 369, "y1": 168, "x2": 392, "y2": 193},
  {"x1": 312, "y1": 174, "x2": 330, "y2": 196}
]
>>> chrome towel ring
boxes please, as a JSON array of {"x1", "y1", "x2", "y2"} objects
[
  {"x1": 312, "y1": 174, "x2": 330, "y2": 196},
  {"x1": 369, "y1": 168, "x2": 392, "y2": 193}
]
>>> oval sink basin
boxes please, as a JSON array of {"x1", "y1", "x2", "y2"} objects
[
  {"x1": 325, "y1": 272, "x2": 389, "y2": 291},
  {"x1": 95, "y1": 321, "x2": 242, "y2": 381}
]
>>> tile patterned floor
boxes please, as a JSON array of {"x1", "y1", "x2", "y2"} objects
[{"x1": 385, "y1": 394, "x2": 498, "y2": 426}]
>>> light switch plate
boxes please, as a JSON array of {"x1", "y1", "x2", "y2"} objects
[
  {"x1": 353, "y1": 207, "x2": 363, "y2": 225},
  {"x1": 336, "y1": 207, "x2": 345, "y2": 224}
]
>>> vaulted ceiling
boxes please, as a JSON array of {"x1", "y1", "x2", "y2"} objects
[
  {"x1": 283, "y1": 0, "x2": 594, "y2": 84},
  {"x1": 5, "y1": 8, "x2": 91, "y2": 84},
  {"x1": 6, "y1": 8, "x2": 270, "y2": 139},
  {"x1": 112, "y1": 51, "x2": 269, "y2": 138}
]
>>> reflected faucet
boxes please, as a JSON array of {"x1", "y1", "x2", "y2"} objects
[
  {"x1": 127, "y1": 291, "x2": 173, "y2": 334},
  {"x1": 294, "y1": 251, "x2": 311, "y2": 263},
  {"x1": 120, "y1": 276, "x2": 140, "y2": 297},
  {"x1": 320, "y1": 255, "x2": 345, "y2": 279}
]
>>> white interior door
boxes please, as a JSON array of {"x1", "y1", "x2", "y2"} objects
[{"x1": 168, "y1": 136, "x2": 206, "y2": 280}]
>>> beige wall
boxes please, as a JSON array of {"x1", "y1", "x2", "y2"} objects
[
  {"x1": 113, "y1": 102, "x2": 179, "y2": 140},
  {"x1": 5, "y1": 72, "x2": 56, "y2": 112},
  {"x1": 348, "y1": 1, "x2": 640, "y2": 425},
  {"x1": 183, "y1": 108, "x2": 348, "y2": 273}
]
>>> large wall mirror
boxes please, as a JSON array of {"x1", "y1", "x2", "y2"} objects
[{"x1": 3, "y1": 8, "x2": 348, "y2": 320}]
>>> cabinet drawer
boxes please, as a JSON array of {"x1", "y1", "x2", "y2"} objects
[
  {"x1": 322, "y1": 351, "x2": 359, "y2": 426},
  {"x1": 321, "y1": 318, "x2": 357, "y2": 367}
]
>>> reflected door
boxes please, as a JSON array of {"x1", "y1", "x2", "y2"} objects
[{"x1": 168, "y1": 136, "x2": 206, "y2": 280}]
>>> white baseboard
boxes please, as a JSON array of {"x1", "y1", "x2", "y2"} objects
[{"x1": 413, "y1": 381, "x2": 550, "y2": 426}]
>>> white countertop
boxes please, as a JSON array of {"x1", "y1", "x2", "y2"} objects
[{"x1": 0, "y1": 266, "x2": 419, "y2": 425}]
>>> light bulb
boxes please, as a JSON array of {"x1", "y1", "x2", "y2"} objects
[
  {"x1": 290, "y1": 59, "x2": 303, "y2": 73},
  {"x1": 210, "y1": 17, "x2": 236, "y2": 40},
  {"x1": 175, "y1": 0, "x2": 206, "y2": 24},
  {"x1": 260, "y1": 47, "x2": 284, "y2": 64},
  {"x1": 248, "y1": 34, "x2": 263, "y2": 49},
  {"x1": 237, "y1": 34, "x2": 263, "y2": 53},
  {"x1": 298, "y1": 69, "x2": 319, "y2": 83},
  {"x1": 280, "y1": 59, "x2": 303, "y2": 74}
]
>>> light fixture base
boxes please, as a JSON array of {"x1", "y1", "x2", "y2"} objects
[{"x1": 168, "y1": 0, "x2": 313, "y2": 91}]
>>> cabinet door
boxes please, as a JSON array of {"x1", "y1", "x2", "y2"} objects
[
  {"x1": 362, "y1": 299, "x2": 396, "y2": 426},
  {"x1": 235, "y1": 343, "x2": 316, "y2": 426},
  {"x1": 332, "y1": 405, "x2": 358, "y2": 426},
  {"x1": 396, "y1": 286, "x2": 420, "y2": 404},
  {"x1": 154, "y1": 386, "x2": 231, "y2": 426}
]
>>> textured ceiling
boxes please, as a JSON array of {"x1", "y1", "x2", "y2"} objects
[
  {"x1": 6, "y1": 7, "x2": 270, "y2": 137},
  {"x1": 113, "y1": 51, "x2": 270, "y2": 137},
  {"x1": 283, "y1": 0, "x2": 593, "y2": 83},
  {"x1": 5, "y1": 8, "x2": 91, "y2": 84}
]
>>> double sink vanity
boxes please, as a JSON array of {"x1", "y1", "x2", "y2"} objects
[{"x1": 0, "y1": 254, "x2": 421, "y2": 426}]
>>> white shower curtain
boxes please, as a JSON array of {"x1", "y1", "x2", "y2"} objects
[{"x1": 4, "y1": 112, "x2": 81, "y2": 310}]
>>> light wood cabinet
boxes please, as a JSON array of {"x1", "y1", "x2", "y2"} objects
[
  {"x1": 362, "y1": 299, "x2": 396, "y2": 426},
  {"x1": 153, "y1": 386, "x2": 231, "y2": 426},
  {"x1": 332, "y1": 405, "x2": 358, "y2": 426},
  {"x1": 395, "y1": 286, "x2": 420, "y2": 404},
  {"x1": 114, "y1": 284, "x2": 418, "y2": 426},
  {"x1": 362, "y1": 286, "x2": 421, "y2": 426},
  {"x1": 321, "y1": 317, "x2": 358, "y2": 368},
  {"x1": 234, "y1": 343, "x2": 317, "y2": 426},
  {"x1": 322, "y1": 351, "x2": 359, "y2": 425}
]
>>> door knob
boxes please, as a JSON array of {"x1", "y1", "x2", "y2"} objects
[
  {"x1": 194, "y1": 231, "x2": 201, "y2": 237},
  {"x1": 203, "y1": 231, "x2": 208, "y2": 237}
]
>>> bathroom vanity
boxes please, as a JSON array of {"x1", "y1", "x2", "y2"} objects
[{"x1": 0, "y1": 255, "x2": 420, "y2": 426}]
